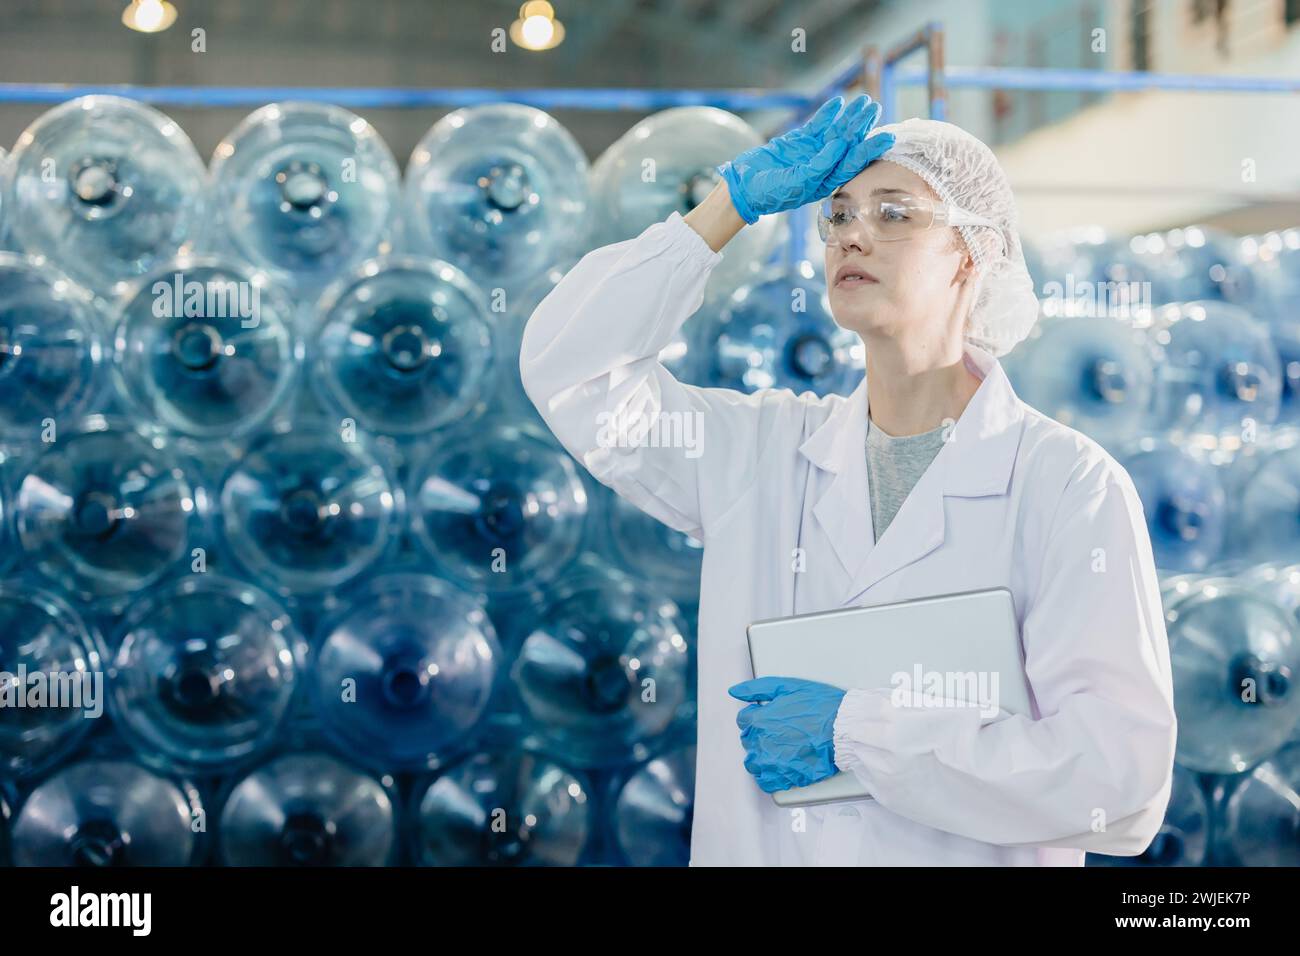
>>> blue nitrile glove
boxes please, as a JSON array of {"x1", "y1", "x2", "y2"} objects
[
  {"x1": 729, "y1": 676, "x2": 847, "y2": 793},
  {"x1": 715, "y1": 93, "x2": 895, "y2": 225}
]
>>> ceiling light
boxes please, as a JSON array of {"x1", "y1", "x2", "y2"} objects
[
  {"x1": 510, "y1": 2, "x2": 564, "y2": 51},
  {"x1": 122, "y1": 0, "x2": 177, "y2": 33}
]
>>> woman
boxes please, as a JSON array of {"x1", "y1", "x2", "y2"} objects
[{"x1": 520, "y1": 94, "x2": 1176, "y2": 866}]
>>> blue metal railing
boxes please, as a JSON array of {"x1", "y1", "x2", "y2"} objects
[
  {"x1": 0, "y1": 83, "x2": 818, "y2": 112},
  {"x1": 892, "y1": 65, "x2": 1300, "y2": 95}
]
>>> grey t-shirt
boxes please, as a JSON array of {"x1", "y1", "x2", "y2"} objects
[{"x1": 865, "y1": 416, "x2": 949, "y2": 543}]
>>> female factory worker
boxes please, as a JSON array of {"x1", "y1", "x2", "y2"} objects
[{"x1": 520, "y1": 94, "x2": 1176, "y2": 866}]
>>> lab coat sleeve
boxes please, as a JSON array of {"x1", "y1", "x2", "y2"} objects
[
  {"x1": 831, "y1": 476, "x2": 1178, "y2": 854},
  {"x1": 519, "y1": 211, "x2": 790, "y2": 541}
]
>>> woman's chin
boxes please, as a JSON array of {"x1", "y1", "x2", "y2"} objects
[{"x1": 829, "y1": 311, "x2": 880, "y2": 337}]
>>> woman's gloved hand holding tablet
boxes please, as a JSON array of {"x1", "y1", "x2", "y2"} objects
[{"x1": 729, "y1": 676, "x2": 848, "y2": 793}]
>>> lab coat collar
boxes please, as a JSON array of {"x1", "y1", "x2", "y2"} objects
[{"x1": 797, "y1": 341, "x2": 1026, "y2": 605}]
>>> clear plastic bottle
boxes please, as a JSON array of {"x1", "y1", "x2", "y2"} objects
[
  {"x1": 2, "y1": 96, "x2": 207, "y2": 299},
  {"x1": 106, "y1": 574, "x2": 306, "y2": 773},
  {"x1": 402, "y1": 103, "x2": 589, "y2": 301},
  {"x1": 309, "y1": 572, "x2": 502, "y2": 772},
  {"x1": 208, "y1": 102, "x2": 402, "y2": 303}
]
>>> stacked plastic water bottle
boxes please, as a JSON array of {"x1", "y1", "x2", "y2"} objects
[
  {"x1": 0, "y1": 96, "x2": 1296, "y2": 867},
  {"x1": 1000, "y1": 224, "x2": 1300, "y2": 866},
  {"x1": 0, "y1": 96, "x2": 708, "y2": 867}
]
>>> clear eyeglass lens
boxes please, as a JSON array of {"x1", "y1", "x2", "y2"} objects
[{"x1": 819, "y1": 195, "x2": 936, "y2": 244}]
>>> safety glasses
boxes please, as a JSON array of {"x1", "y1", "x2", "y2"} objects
[{"x1": 816, "y1": 192, "x2": 1008, "y2": 260}]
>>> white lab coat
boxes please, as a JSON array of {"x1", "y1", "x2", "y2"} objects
[{"x1": 520, "y1": 210, "x2": 1177, "y2": 867}]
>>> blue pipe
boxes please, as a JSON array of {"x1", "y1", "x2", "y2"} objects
[
  {"x1": 3, "y1": 67, "x2": 1293, "y2": 112},
  {"x1": 0, "y1": 83, "x2": 820, "y2": 111},
  {"x1": 891, "y1": 65, "x2": 1300, "y2": 94}
]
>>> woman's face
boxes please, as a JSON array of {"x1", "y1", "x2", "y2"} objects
[{"x1": 823, "y1": 161, "x2": 977, "y2": 346}]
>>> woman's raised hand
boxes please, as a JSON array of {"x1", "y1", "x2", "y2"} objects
[{"x1": 714, "y1": 93, "x2": 895, "y2": 225}]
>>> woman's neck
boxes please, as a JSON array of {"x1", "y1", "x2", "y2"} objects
[{"x1": 862, "y1": 337, "x2": 984, "y2": 437}]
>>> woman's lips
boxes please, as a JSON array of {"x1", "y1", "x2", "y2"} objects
[{"x1": 833, "y1": 263, "x2": 880, "y2": 287}]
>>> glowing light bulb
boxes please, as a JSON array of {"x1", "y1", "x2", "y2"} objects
[
  {"x1": 521, "y1": 15, "x2": 555, "y2": 47},
  {"x1": 509, "y1": 2, "x2": 565, "y2": 50},
  {"x1": 122, "y1": 0, "x2": 178, "y2": 33}
]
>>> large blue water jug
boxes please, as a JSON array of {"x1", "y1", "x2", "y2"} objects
[
  {"x1": 1002, "y1": 314, "x2": 1156, "y2": 451},
  {"x1": 589, "y1": 106, "x2": 783, "y2": 299},
  {"x1": 409, "y1": 421, "x2": 587, "y2": 594},
  {"x1": 1119, "y1": 437, "x2": 1226, "y2": 572},
  {"x1": 613, "y1": 744, "x2": 695, "y2": 866},
  {"x1": 1034, "y1": 227, "x2": 1165, "y2": 315},
  {"x1": 1253, "y1": 306, "x2": 1300, "y2": 427},
  {"x1": 696, "y1": 263, "x2": 862, "y2": 396},
  {"x1": 219, "y1": 419, "x2": 403, "y2": 594},
  {"x1": 309, "y1": 572, "x2": 502, "y2": 772},
  {"x1": 112, "y1": 257, "x2": 300, "y2": 441},
  {"x1": 498, "y1": 256, "x2": 577, "y2": 422},
  {"x1": 1087, "y1": 765, "x2": 1208, "y2": 866},
  {"x1": 602, "y1": 488, "x2": 703, "y2": 609},
  {"x1": 1239, "y1": 562, "x2": 1300, "y2": 625},
  {"x1": 1159, "y1": 570, "x2": 1208, "y2": 605},
  {"x1": 403, "y1": 104, "x2": 589, "y2": 300},
  {"x1": 1129, "y1": 226, "x2": 1255, "y2": 306},
  {"x1": 0, "y1": 253, "x2": 107, "y2": 442},
  {"x1": 1229, "y1": 234, "x2": 1300, "y2": 426},
  {"x1": 208, "y1": 102, "x2": 401, "y2": 301},
  {"x1": 1167, "y1": 577, "x2": 1300, "y2": 773},
  {"x1": 10, "y1": 758, "x2": 202, "y2": 866},
  {"x1": 1220, "y1": 742, "x2": 1300, "y2": 865},
  {"x1": 106, "y1": 575, "x2": 306, "y2": 773},
  {"x1": 509, "y1": 559, "x2": 691, "y2": 766},
  {"x1": 0, "y1": 582, "x2": 104, "y2": 779},
  {"x1": 218, "y1": 752, "x2": 396, "y2": 866},
  {"x1": 14, "y1": 416, "x2": 204, "y2": 599},
  {"x1": 1, "y1": 96, "x2": 206, "y2": 299},
  {"x1": 1242, "y1": 228, "x2": 1300, "y2": 316},
  {"x1": 410, "y1": 749, "x2": 591, "y2": 866},
  {"x1": 1225, "y1": 438, "x2": 1300, "y2": 563},
  {"x1": 1151, "y1": 300, "x2": 1282, "y2": 441},
  {"x1": 313, "y1": 256, "x2": 494, "y2": 438}
]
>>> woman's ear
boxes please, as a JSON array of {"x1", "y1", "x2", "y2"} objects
[{"x1": 956, "y1": 250, "x2": 978, "y2": 283}]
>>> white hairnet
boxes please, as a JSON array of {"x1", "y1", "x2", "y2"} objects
[{"x1": 872, "y1": 118, "x2": 1040, "y2": 357}]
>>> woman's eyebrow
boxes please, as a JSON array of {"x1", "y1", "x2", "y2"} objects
[{"x1": 831, "y1": 186, "x2": 910, "y2": 200}]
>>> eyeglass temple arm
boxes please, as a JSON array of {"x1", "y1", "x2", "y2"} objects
[{"x1": 946, "y1": 207, "x2": 1009, "y2": 256}]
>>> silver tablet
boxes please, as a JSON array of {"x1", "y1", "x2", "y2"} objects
[{"x1": 745, "y1": 586, "x2": 1033, "y2": 807}]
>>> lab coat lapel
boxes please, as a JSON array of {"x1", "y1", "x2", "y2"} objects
[
  {"x1": 800, "y1": 374, "x2": 874, "y2": 589},
  {"x1": 799, "y1": 342, "x2": 1026, "y2": 608}
]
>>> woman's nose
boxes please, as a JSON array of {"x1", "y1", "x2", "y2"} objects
[
  {"x1": 835, "y1": 227, "x2": 872, "y2": 254},
  {"x1": 835, "y1": 217, "x2": 874, "y2": 253}
]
